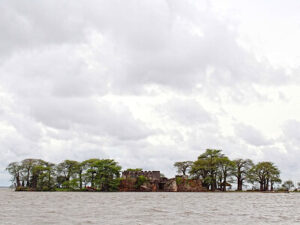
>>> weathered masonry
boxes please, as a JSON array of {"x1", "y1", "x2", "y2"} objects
[
  {"x1": 119, "y1": 170, "x2": 206, "y2": 192},
  {"x1": 122, "y1": 170, "x2": 160, "y2": 181}
]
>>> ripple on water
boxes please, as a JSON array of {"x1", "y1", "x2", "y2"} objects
[{"x1": 1, "y1": 189, "x2": 300, "y2": 225}]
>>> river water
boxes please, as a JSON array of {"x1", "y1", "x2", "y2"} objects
[{"x1": 0, "y1": 188, "x2": 299, "y2": 225}]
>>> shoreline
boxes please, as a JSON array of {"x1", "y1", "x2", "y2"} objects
[{"x1": 11, "y1": 188, "x2": 292, "y2": 193}]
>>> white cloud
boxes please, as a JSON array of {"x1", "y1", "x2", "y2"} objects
[
  {"x1": 1, "y1": 0, "x2": 300, "y2": 185},
  {"x1": 235, "y1": 123, "x2": 272, "y2": 146}
]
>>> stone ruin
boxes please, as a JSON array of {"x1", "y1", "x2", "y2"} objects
[
  {"x1": 122, "y1": 170, "x2": 161, "y2": 181},
  {"x1": 119, "y1": 170, "x2": 206, "y2": 192}
]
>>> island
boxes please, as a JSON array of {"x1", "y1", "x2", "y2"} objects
[{"x1": 6, "y1": 149, "x2": 295, "y2": 192}]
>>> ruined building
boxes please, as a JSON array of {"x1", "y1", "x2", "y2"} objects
[
  {"x1": 122, "y1": 170, "x2": 161, "y2": 181},
  {"x1": 119, "y1": 170, "x2": 206, "y2": 192}
]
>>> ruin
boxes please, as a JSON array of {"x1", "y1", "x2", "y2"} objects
[
  {"x1": 119, "y1": 170, "x2": 206, "y2": 192},
  {"x1": 122, "y1": 170, "x2": 161, "y2": 181}
]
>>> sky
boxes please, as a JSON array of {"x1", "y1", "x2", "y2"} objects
[{"x1": 1, "y1": 0, "x2": 300, "y2": 186}]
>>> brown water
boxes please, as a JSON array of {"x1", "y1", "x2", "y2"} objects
[{"x1": 0, "y1": 188, "x2": 299, "y2": 225}]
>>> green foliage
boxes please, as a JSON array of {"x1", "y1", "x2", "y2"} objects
[
  {"x1": 248, "y1": 161, "x2": 281, "y2": 191},
  {"x1": 190, "y1": 149, "x2": 225, "y2": 191},
  {"x1": 136, "y1": 175, "x2": 147, "y2": 188},
  {"x1": 6, "y1": 162, "x2": 22, "y2": 187},
  {"x1": 7, "y1": 158, "x2": 122, "y2": 192},
  {"x1": 176, "y1": 177, "x2": 183, "y2": 185},
  {"x1": 125, "y1": 168, "x2": 143, "y2": 172},
  {"x1": 189, "y1": 149, "x2": 282, "y2": 192},
  {"x1": 174, "y1": 161, "x2": 193, "y2": 176},
  {"x1": 6, "y1": 150, "x2": 285, "y2": 192},
  {"x1": 282, "y1": 180, "x2": 294, "y2": 190},
  {"x1": 232, "y1": 159, "x2": 254, "y2": 191},
  {"x1": 216, "y1": 156, "x2": 235, "y2": 191},
  {"x1": 79, "y1": 158, "x2": 122, "y2": 191}
]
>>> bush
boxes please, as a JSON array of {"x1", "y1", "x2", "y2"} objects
[
  {"x1": 136, "y1": 175, "x2": 147, "y2": 188},
  {"x1": 176, "y1": 177, "x2": 183, "y2": 185}
]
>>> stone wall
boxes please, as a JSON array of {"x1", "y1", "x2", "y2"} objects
[
  {"x1": 177, "y1": 178, "x2": 204, "y2": 192},
  {"x1": 119, "y1": 178, "x2": 137, "y2": 192},
  {"x1": 119, "y1": 173, "x2": 206, "y2": 192},
  {"x1": 122, "y1": 170, "x2": 160, "y2": 181}
]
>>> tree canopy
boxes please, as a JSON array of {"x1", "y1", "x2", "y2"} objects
[
  {"x1": 6, "y1": 158, "x2": 121, "y2": 191},
  {"x1": 7, "y1": 149, "x2": 284, "y2": 192}
]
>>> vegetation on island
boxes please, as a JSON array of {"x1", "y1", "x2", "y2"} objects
[
  {"x1": 6, "y1": 158, "x2": 121, "y2": 191},
  {"x1": 174, "y1": 149, "x2": 295, "y2": 192},
  {"x1": 6, "y1": 149, "x2": 298, "y2": 192}
]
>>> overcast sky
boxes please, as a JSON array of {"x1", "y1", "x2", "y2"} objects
[{"x1": 1, "y1": 0, "x2": 300, "y2": 186}]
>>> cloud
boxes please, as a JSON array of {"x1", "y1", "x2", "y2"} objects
[
  {"x1": 165, "y1": 99, "x2": 213, "y2": 125},
  {"x1": 282, "y1": 120, "x2": 300, "y2": 143},
  {"x1": 0, "y1": 0, "x2": 300, "y2": 185},
  {"x1": 0, "y1": 1, "x2": 88, "y2": 57},
  {"x1": 235, "y1": 123, "x2": 272, "y2": 146},
  {"x1": 0, "y1": 0, "x2": 291, "y2": 93}
]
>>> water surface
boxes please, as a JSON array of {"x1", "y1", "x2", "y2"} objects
[{"x1": 0, "y1": 188, "x2": 299, "y2": 224}]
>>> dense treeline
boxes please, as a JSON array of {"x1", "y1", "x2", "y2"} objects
[
  {"x1": 174, "y1": 149, "x2": 283, "y2": 191},
  {"x1": 6, "y1": 149, "x2": 294, "y2": 192},
  {"x1": 6, "y1": 159, "x2": 121, "y2": 191}
]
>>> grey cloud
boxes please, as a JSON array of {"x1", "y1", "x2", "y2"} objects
[
  {"x1": 0, "y1": 45, "x2": 109, "y2": 98},
  {"x1": 106, "y1": 1, "x2": 290, "y2": 93},
  {"x1": 0, "y1": 0, "x2": 300, "y2": 185},
  {"x1": 235, "y1": 123, "x2": 272, "y2": 146},
  {"x1": 0, "y1": 1, "x2": 88, "y2": 57},
  {"x1": 0, "y1": 0, "x2": 291, "y2": 94},
  {"x1": 282, "y1": 120, "x2": 300, "y2": 142},
  {"x1": 28, "y1": 97, "x2": 153, "y2": 141},
  {"x1": 165, "y1": 99, "x2": 213, "y2": 125}
]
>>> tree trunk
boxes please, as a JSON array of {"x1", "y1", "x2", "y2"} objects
[
  {"x1": 26, "y1": 169, "x2": 30, "y2": 187},
  {"x1": 16, "y1": 173, "x2": 21, "y2": 187},
  {"x1": 237, "y1": 179, "x2": 243, "y2": 191},
  {"x1": 79, "y1": 171, "x2": 82, "y2": 190},
  {"x1": 211, "y1": 179, "x2": 216, "y2": 191},
  {"x1": 48, "y1": 171, "x2": 51, "y2": 188},
  {"x1": 271, "y1": 182, "x2": 274, "y2": 191},
  {"x1": 91, "y1": 173, "x2": 94, "y2": 188},
  {"x1": 260, "y1": 181, "x2": 263, "y2": 191}
]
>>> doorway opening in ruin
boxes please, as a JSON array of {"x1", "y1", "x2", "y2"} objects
[{"x1": 158, "y1": 183, "x2": 164, "y2": 190}]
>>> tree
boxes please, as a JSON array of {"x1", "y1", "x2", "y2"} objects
[
  {"x1": 248, "y1": 162, "x2": 280, "y2": 191},
  {"x1": 81, "y1": 158, "x2": 99, "y2": 188},
  {"x1": 174, "y1": 161, "x2": 193, "y2": 176},
  {"x1": 7, "y1": 159, "x2": 57, "y2": 191},
  {"x1": 217, "y1": 157, "x2": 235, "y2": 191},
  {"x1": 81, "y1": 158, "x2": 121, "y2": 191},
  {"x1": 282, "y1": 180, "x2": 294, "y2": 191},
  {"x1": 32, "y1": 160, "x2": 56, "y2": 191},
  {"x1": 6, "y1": 162, "x2": 22, "y2": 187},
  {"x1": 7, "y1": 158, "x2": 122, "y2": 192},
  {"x1": 93, "y1": 159, "x2": 122, "y2": 191},
  {"x1": 77, "y1": 162, "x2": 84, "y2": 190},
  {"x1": 21, "y1": 159, "x2": 40, "y2": 187},
  {"x1": 190, "y1": 149, "x2": 223, "y2": 191},
  {"x1": 56, "y1": 160, "x2": 80, "y2": 189},
  {"x1": 269, "y1": 168, "x2": 281, "y2": 191},
  {"x1": 232, "y1": 159, "x2": 254, "y2": 191}
]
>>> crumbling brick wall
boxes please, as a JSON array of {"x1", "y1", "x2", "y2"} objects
[{"x1": 122, "y1": 171, "x2": 160, "y2": 181}]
